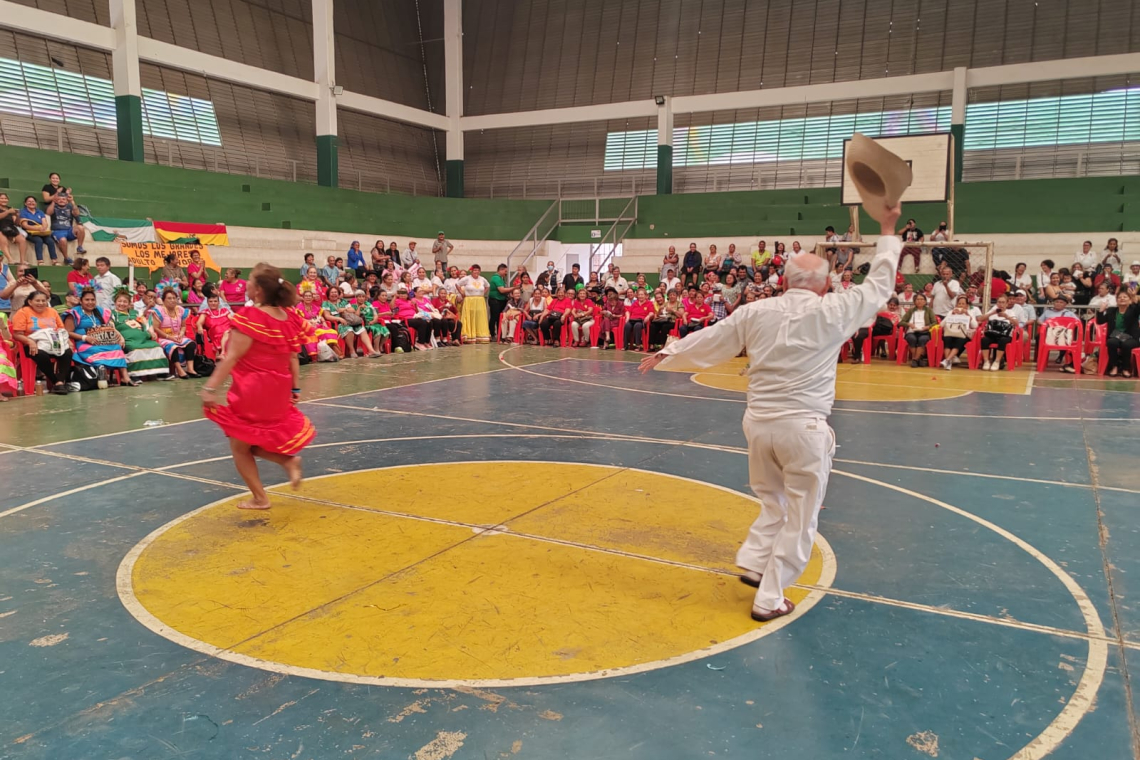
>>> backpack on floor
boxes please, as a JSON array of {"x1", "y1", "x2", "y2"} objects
[{"x1": 69, "y1": 363, "x2": 100, "y2": 392}]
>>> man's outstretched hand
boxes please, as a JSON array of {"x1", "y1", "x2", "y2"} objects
[{"x1": 639, "y1": 353, "x2": 666, "y2": 374}]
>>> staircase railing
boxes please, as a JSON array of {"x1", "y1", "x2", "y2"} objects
[
  {"x1": 588, "y1": 196, "x2": 638, "y2": 275},
  {"x1": 505, "y1": 198, "x2": 561, "y2": 276}
]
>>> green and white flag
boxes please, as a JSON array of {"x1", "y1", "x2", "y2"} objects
[{"x1": 81, "y1": 216, "x2": 156, "y2": 244}]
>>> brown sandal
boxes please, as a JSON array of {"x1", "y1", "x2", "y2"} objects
[{"x1": 751, "y1": 598, "x2": 795, "y2": 622}]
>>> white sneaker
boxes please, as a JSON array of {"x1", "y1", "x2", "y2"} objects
[
  {"x1": 982, "y1": 359, "x2": 992, "y2": 371},
  {"x1": 989, "y1": 363, "x2": 1001, "y2": 372},
  {"x1": 952, "y1": 355, "x2": 961, "y2": 365},
  {"x1": 942, "y1": 358, "x2": 952, "y2": 371}
]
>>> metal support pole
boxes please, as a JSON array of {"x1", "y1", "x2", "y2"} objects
[
  {"x1": 291, "y1": 160, "x2": 297, "y2": 183},
  {"x1": 254, "y1": 156, "x2": 259, "y2": 177},
  {"x1": 523, "y1": 180, "x2": 527, "y2": 199},
  {"x1": 57, "y1": 125, "x2": 63, "y2": 152},
  {"x1": 357, "y1": 171, "x2": 362, "y2": 192},
  {"x1": 213, "y1": 149, "x2": 218, "y2": 173},
  {"x1": 595, "y1": 197, "x2": 600, "y2": 225}
]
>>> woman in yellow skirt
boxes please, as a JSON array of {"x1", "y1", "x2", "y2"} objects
[{"x1": 458, "y1": 264, "x2": 491, "y2": 344}]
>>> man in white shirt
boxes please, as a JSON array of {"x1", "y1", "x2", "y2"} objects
[
  {"x1": 640, "y1": 201, "x2": 903, "y2": 621},
  {"x1": 603, "y1": 266, "x2": 629, "y2": 294},
  {"x1": 91, "y1": 256, "x2": 122, "y2": 311},
  {"x1": 401, "y1": 241, "x2": 419, "y2": 270},
  {"x1": 1087, "y1": 282, "x2": 1114, "y2": 314},
  {"x1": 1074, "y1": 240, "x2": 1098, "y2": 271},
  {"x1": 661, "y1": 267, "x2": 681, "y2": 292},
  {"x1": 1124, "y1": 261, "x2": 1140, "y2": 289},
  {"x1": 930, "y1": 266, "x2": 961, "y2": 317}
]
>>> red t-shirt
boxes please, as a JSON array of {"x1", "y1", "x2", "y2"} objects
[
  {"x1": 627, "y1": 300, "x2": 655, "y2": 320},
  {"x1": 67, "y1": 271, "x2": 94, "y2": 297},
  {"x1": 548, "y1": 298, "x2": 572, "y2": 314},
  {"x1": 220, "y1": 279, "x2": 247, "y2": 303},
  {"x1": 686, "y1": 303, "x2": 712, "y2": 322},
  {"x1": 990, "y1": 277, "x2": 1008, "y2": 299}
]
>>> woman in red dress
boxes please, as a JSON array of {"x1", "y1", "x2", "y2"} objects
[{"x1": 199, "y1": 264, "x2": 315, "y2": 510}]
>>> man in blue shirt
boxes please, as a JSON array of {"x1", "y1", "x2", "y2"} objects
[{"x1": 319, "y1": 255, "x2": 340, "y2": 287}]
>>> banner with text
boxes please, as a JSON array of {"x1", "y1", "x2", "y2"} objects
[{"x1": 118, "y1": 243, "x2": 221, "y2": 273}]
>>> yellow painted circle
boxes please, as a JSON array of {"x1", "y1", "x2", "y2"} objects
[{"x1": 120, "y1": 462, "x2": 832, "y2": 686}]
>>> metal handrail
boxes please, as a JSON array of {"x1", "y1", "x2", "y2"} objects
[
  {"x1": 505, "y1": 198, "x2": 561, "y2": 275},
  {"x1": 589, "y1": 196, "x2": 637, "y2": 274}
]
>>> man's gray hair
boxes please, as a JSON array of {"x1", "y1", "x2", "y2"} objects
[{"x1": 784, "y1": 254, "x2": 829, "y2": 292}]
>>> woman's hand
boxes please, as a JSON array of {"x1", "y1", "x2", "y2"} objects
[{"x1": 26, "y1": 342, "x2": 38, "y2": 356}]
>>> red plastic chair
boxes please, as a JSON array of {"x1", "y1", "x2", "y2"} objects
[
  {"x1": 1036, "y1": 317, "x2": 1084, "y2": 374},
  {"x1": 497, "y1": 311, "x2": 524, "y2": 344},
  {"x1": 14, "y1": 342, "x2": 41, "y2": 394},
  {"x1": 1132, "y1": 347, "x2": 1140, "y2": 377},
  {"x1": 867, "y1": 326, "x2": 896, "y2": 362},
  {"x1": 969, "y1": 324, "x2": 1021, "y2": 370},
  {"x1": 1087, "y1": 321, "x2": 1109, "y2": 376}
]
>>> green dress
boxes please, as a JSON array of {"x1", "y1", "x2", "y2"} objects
[
  {"x1": 358, "y1": 303, "x2": 390, "y2": 340},
  {"x1": 322, "y1": 299, "x2": 358, "y2": 337},
  {"x1": 112, "y1": 309, "x2": 169, "y2": 378}
]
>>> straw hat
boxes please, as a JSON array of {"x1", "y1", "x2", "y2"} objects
[{"x1": 846, "y1": 133, "x2": 914, "y2": 209}]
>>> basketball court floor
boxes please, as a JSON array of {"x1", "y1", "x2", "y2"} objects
[{"x1": 1, "y1": 345, "x2": 1138, "y2": 759}]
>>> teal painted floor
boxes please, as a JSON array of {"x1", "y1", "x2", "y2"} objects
[{"x1": 1, "y1": 346, "x2": 1138, "y2": 759}]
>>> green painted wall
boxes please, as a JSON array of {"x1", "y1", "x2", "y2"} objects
[
  {"x1": 0, "y1": 145, "x2": 547, "y2": 241},
  {"x1": 2, "y1": 145, "x2": 1137, "y2": 248},
  {"x1": 630, "y1": 176, "x2": 1140, "y2": 238}
]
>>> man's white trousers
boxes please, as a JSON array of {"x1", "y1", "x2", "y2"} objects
[{"x1": 736, "y1": 415, "x2": 835, "y2": 613}]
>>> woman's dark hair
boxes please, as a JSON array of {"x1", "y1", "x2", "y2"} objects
[
  {"x1": 164, "y1": 253, "x2": 176, "y2": 264},
  {"x1": 72, "y1": 257, "x2": 88, "y2": 271},
  {"x1": 1042, "y1": 259, "x2": 1055, "y2": 269},
  {"x1": 162, "y1": 288, "x2": 179, "y2": 301},
  {"x1": 79, "y1": 287, "x2": 96, "y2": 300},
  {"x1": 23, "y1": 195, "x2": 36, "y2": 205},
  {"x1": 202, "y1": 282, "x2": 219, "y2": 299},
  {"x1": 1016, "y1": 262, "x2": 1026, "y2": 271},
  {"x1": 247, "y1": 263, "x2": 297, "y2": 308},
  {"x1": 369, "y1": 286, "x2": 381, "y2": 300}
]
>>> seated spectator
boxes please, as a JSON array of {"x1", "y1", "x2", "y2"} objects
[
  {"x1": 1103, "y1": 238, "x2": 1122, "y2": 270},
  {"x1": 540, "y1": 286, "x2": 571, "y2": 345},
  {"x1": 1088, "y1": 282, "x2": 1115, "y2": 315},
  {"x1": 346, "y1": 241, "x2": 366, "y2": 278},
  {"x1": 65, "y1": 287, "x2": 135, "y2": 387},
  {"x1": 1012, "y1": 262, "x2": 1032, "y2": 293},
  {"x1": 134, "y1": 287, "x2": 158, "y2": 317},
  {"x1": 340, "y1": 272, "x2": 359, "y2": 299},
  {"x1": 1012, "y1": 290, "x2": 1037, "y2": 341},
  {"x1": 900, "y1": 293, "x2": 935, "y2": 368},
  {"x1": 372, "y1": 291, "x2": 410, "y2": 353},
  {"x1": 318, "y1": 255, "x2": 340, "y2": 286},
  {"x1": 1071, "y1": 264, "x2": 1092, "y2": 304},
  {"x1": 1074, "y1": 240, "x2": 1098, "y2": 271},
  {"x1": 1125, "y1": 261, "x2": 1140, "y2": 291},
  {"x1": 704, "y1": 245, "x2": 722, "y2": 275},
  {"x1": 624, "y1": 288, "x2": 654, "y2": 350},
  {"x1": 929, "y1": 222, "x2": 950, "y2": 269},
  {"x1": 66, "y1": 258, "x2": 96, "y2": 298},
  {"x1": 852, "y1": 297, "x2": 902, "y2": 362},
  {"x1": 897, "y1": 281, "x2": 916, "y2": 311},
  {"x1": 369, "y1": 242, "x2": 387, "y2": 273},
  {"x1": 111, "y1": 291, "x2": 168, "y2": 381},
  {"x1": 403, "y1": 241, "x2": 421, "y2": 271},
  {"x1": 978, "y1": 295, "x2": 1017, "y2": 371},
  {"x1": 661, "y1": 267, "x2": 681, "y2": 292},
  {"x1": 938, "y1": 295, "x2": 977, "y2": 370},
  {"x1": 1093, "y1": 262, "x2": 1121, "y2": 294},
  {"x1": 1, "y1": 262, "x2": 48, "y2": 313},
  {"x1": 1095, "y1": 290, "x2": 1139, "y2": 378},
  {"x1": 500, "y1": 288, "x2": 524, "y2": 343},
  {"x1": 196, "y1": 293, "x2": 233, "y2": 359},
  {"x1": 219, "y1": 268, "x2": 248, "y2": 305},
  {"x1": 357, "y1": 289, "x2": 390, "y2": 351},
  {"x1": 1039, "y1": 294, "x2": 1079, "y2": 373},
  {"x1": 1058, "y1": 269, "x2": 1077, "y2": 302},
  {"x1": 11, "y1": 290, "x2": 72, "y2": 393},
  {"x1": 603, "y1": 267, "x2": 630, "y2": 294},
  {"x1": 159, "y1": 253, "x2": 188, "y2": 293},
  {"x1": 897, "y1": 218, "x2": 924, "y2": 272},
  {"x1": 661, "y1": 246, "x2": 680, "y2": 282},
  {"x1": 150, "y1": 288, "x2": 199, "y2": 378},
  {"x1": 1040, "y1": 270, "x2": 1062, "y2": 303},
  {"x1": 432, "y1": 287, "x2": 462, "y2": 345},
  {"x1": 298, "y1": 289, "x2": 341, "y2": 360},
  {"x1": 521, "y1": 286, "x2": 547, "y2": 345},
  {"x1": 648, "y1": 290, "x2": 681, "y2": 350},
  {"x1": 18, "y1": 195, "x2": 57, "y2": 264},
  {"x1": 596, "y1": 289, "x2": 624, "y2": 348},
  {"x1": 324, "y1": 285, "x2": 367, "y2": 357},
  {"x1": 0, "y1": 192, "x2": 27, "y2": 265},
  {"x1": 679, "y1": 291, "x2": 712, "y2": 337},
  {"x1": 567, "y1": 288, "x2": 596, "y2": 347},
  {"x1": 90, "y1": 257, "x2": 122, "y2": 312},
  {"x1": 411, "y1": 286, "x2": 444, "y2": 348},
  {"x1": 300, "y1": 252, "x2": 317, "y2": 278},
  {"x1": 298, "y1": 266, "x2": 322, "y2": 297},
  {"x1": 47, "y1": 192, "x2": 85, "y2": 261}
]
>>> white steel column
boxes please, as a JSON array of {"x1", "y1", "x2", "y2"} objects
[
  {"x1": 313, "y1": 0, "x2": 338, "y2": 187},
  {"x1": 444, "y1": 0, "x2": 464, "y2": 196},
  {"x1": 109, "y1": 0, "x2": 143, "y2": 161},
  {"x1": 951, "y1": 66, "x2": 967, "y2": 182}
]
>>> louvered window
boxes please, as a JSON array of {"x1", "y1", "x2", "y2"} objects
[
  {"x1": 0, "y1": 56, "x2": 221, "y2": 146},
  {"x1": 605, "y1": 87, "x2": 1139, "y2": 172}
]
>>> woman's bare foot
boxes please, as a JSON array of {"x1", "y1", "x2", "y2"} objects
[
  {"x1": 236, "y1": 499, "x2": 271, "y2": 510},
  {"x1": 284, "y1": 456, "x2": 303, "y2": 491}
]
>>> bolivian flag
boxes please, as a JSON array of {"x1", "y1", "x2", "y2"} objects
[{"x1": 153, "y1": 221, "x2": 229, "y2": 246}]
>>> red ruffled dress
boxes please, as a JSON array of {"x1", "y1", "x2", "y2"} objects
[{"x1": 204, "y1": 307, "x2": 316, "y2": 455}]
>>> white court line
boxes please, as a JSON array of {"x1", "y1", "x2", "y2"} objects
[
  {"x1": 0, "y1": 473, "x2": 146, "y2": 519},
  {"x1": 505, "y1": 349, "x2": 1137, "y2": 421},
  {"x1": 116, "y1": 462, "x2": 839, "y2": 690},
  {"x1": 24, "y1": 359, "x2": 567, "y2": 452}
]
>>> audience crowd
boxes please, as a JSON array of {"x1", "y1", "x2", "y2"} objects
[{"x1": 1, "y1": 230, "x2": 1138, "y2": 399}]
